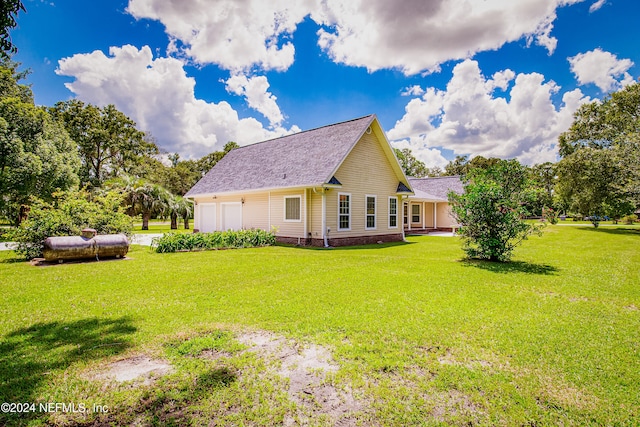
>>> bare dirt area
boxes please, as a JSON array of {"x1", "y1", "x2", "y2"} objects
[
  {"x1": 237, "y1": 331, "x2": 363, "y2": 426},
  {"x1": 92, "y1": 355, "x2": 173, "y2": 385}
]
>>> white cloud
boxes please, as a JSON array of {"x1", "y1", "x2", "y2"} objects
[
  {"x1": 56, "y1": 45, "x2": 298, "y2": 158},
  {"x1": 568, "y1": 48, "x2": 635, "y2": 92},
  {"x1": 392, "y1": 139, "x2": 449, "y2": 169},
  {"x1": 127, "y1": 0, "x2": 584, "y2": 75},
  {"x1": 314, "y1": 0, "x2": 583, "y2": 75},
  {"x1": 589, "y1": 0, "x2": 606, "y2": 12},
  {"x1": 401, "y1": 85, "x2": 425, "y2": 97},
  {"x1": 126, "y1": 0, "x2": 315, "y2": 71},
  {"x1": 388, "y1": 59, "x2": 591, "y2": 165},
  {"x1": 225, "y1": 74, "x2": 284, "y2": 127}
]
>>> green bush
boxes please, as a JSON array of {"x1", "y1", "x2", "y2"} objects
[
  {"x1": 6, "y1": 190, "x2": 133, "y2": 259},
  {"x1": 152, "y1": 229, "x2": 276, "y2": 253},
  {"x1": 621, "y1": 214, "x2": 638, "y2": 225}
]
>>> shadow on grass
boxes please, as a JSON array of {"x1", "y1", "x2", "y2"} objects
[
  {"x1": 277, "y1": 241, "x2": 415, "y2": 251},
  {"x1": 577, "y1": 227, "x2": 640, "y2": 236},
  {"x1": 0, "y1": 317, "x2": 136, "y2": 425},
  {"x1": 462, "y1": 259, "x2": 559, "y2": 275}
]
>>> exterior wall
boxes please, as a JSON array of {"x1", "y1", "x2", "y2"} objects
[
  {"x1": 309, "y1": 189, "x2": 323, "y2": 240},
  {"x1": 424, "y1": 202, "x2": 435, "y2": 228},
  {"x1": 269, "y1": 189, "x2": 306, "y2": 239},
  {"x1": 328, "y1": 131, "x2": 402, "y2": 240},
  {"x1": 192, "y1": 193, "x2": 267, "y2": 232},
  {"x1": 436, "y1": 203, "x2": 458, "y2": 228}
]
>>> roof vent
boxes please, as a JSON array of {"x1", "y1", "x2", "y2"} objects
[{"x1": 366, "y1": 126, "x2": 372, "y2": 134}]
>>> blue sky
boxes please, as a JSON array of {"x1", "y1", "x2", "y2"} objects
[{"x1": 12, "y1": 0, "x2": 640, "y2": 166}]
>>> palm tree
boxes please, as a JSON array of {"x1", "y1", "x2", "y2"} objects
[
  {"x1": 133, "y1": 183, "x2": 170, "y2": 230},
  {"x1": 167, "y1": 195, "x2": 192, "y2": 230}
]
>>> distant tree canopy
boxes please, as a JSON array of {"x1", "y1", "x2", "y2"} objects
[
  {"x1": 443, "y1": 155, "x2": 502, "y2": 177},
  {"x1": 0, "y1": 60, "x2": 79, "y2": 224},
  {"x1": 50, "y1": 100, "x2": 158, "y2": 187},
  {"x1": 0, "y1": 0, "x2": 24, "y2": 59},
  {"x1": 556, "y1": 82, "x2": 640, "y2": 225}
]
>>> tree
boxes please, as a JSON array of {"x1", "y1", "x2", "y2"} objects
[
  {"x1": 118, "y1": 178, "x2": 171, "y2": 230},
  {"x1": 6, "y1": 189, "x2": 133, "y2": 259},
  {"x1": 556, "y1": 148, "x2": 632, "y2": 227},
  {"x1": 1, "y1": 0, "x2": 24, "y2": 59},
  {"x1": 557, "y1": 82, "x2": 640, "y2": 224},
  {"x1": 0, "y1": 61, "x2": 79, "y2": 224},
  {"x1": 448, "y1": 160, "x2": 542, "y2": 262},
  {"x1": 443, "y1": 155, "x2": 501, "y2": 177},
  {"x1": 526, "y1": 162, "x2": 557, "y2": 216},
  {"x1": 50, "y1": 100, "x2": 158, "y2": 187},
  {"x1": 393, "y1": 148, "x2": 437, "y2": 177},
  {"x1": 167, "y1": 195, "x2": 192, "y2": 230},
  {"x1": 196, "y1": 141, "x2": 239, "y2": 176}
]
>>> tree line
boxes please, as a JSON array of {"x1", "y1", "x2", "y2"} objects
[
  {"x1": 0, "y1": 60, "x2": 237, "y2": 228},
  {"x1": 396, "y1": 81, "x2": 640, "y2": 226}
]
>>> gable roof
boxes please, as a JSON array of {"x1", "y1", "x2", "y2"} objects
[
  {"x1": 408, "y1": 176, "x2": 463, "y2": 201},
  {"x1": 186, "y1": 114, "x2": 411, "y2": 197}
]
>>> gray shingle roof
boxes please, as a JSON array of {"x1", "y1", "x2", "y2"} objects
[
  {"x1": 408, "y1": 176, "x2": 463, "y2": 201},
  {"x1": 186, "y1": 115, "x2": 376, "y2": 197}
]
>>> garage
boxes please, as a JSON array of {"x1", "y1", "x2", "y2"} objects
[
  {"x1": 198, "y1": 203, "x2": 217, "y2": 232},
  {"x1": 221, "y1": 202, "x2": 243, "y2": 231}
]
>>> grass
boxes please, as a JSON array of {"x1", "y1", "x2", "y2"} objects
[{"x1": 0, "y1": 225, "x2": 639, "y2": 425}]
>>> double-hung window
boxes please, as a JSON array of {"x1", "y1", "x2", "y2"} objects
[
  {"x1": 365, "y1": 195, "x2": 376, "y2": 229},
  {"x1": 412, "y1": 204, "x2": 421, "y2": 223},
  {"x1": 388, "y1": 197, "x2": 398, "y2": 228},
  {"x1": 338, "y1": 193, "x2": 351, "y2": 230}
]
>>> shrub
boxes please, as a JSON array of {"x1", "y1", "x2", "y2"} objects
[
  {"x1": 541, "y1": 206, "x2": 559, "y2": 225},
  {"x1": 152, "y1": 229, "x2": 276, "y2": 253},
  {"x1": 448, "y1": 160, "x2": 544, "y2": 262},
  {"x1": 6, "y1": 190, "x2": 133, "y2": 259},
  {"x1": 621, "y1": 214, "x2": 638, "y2": 225}
]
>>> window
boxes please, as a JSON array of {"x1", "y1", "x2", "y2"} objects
[
  {"x1": 338, "y1": 193, "x2": 351, "y2": 230},
  {"x1": 284, "y1": 196, "x2": 301, "y2": 221},
  {"x1": 389, "y1": 197, "x2": 398, "y2": 228},
  {"x1": 366, "y1": 195, "x2": 376, "y2": 229},
  {"x1": 412, "y1": 204, "x2": 421, "y2": 223},
  {"x1": 404, "y1": 203, "x2": 408, "y2": 224}
]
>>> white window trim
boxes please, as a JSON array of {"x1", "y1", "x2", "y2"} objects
[
  {"x1": 338, "y1": 192, "x2": 351, "y2": 231},
  {"x1": 283, "y1": 195, "x2": 302, "y2": 222},
  {"x1": 388, "y1": 197, "x2": 398, "y2": 229},
  {"x1": 411, "y1": 203, "x2": 421, "y2": 223},
  {"x1": 365, "y1": 194, "x2": 377, "y2": 230}
]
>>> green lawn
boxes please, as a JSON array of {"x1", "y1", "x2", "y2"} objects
[
  {"x1": 132, "y1": 220, "x2": 193, "y2": 234},
  {"x1": 1, "y1": 225, "x2": 639, "y2": 426}
]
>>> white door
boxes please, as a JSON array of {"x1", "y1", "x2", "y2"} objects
[
  {"x1": 199, "y1": 203, "x2": 217, "y2": 232},
  {"x1": 221, "y1": 203, "x2": 243, "y2": 231}
]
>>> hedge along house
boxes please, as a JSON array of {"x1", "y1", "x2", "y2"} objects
[
  {"x1": 184, "y1": 115, "x2": 414, "y2": 247},
  {"x1": 404, "y1": 176, "x2": 463, "y2": 233}
]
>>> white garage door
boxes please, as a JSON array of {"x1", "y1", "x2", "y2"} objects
[
  {"x1": 199, "y1": 203, "x2": 217, "y2": 232},
  {"x1": 221, "y1": 203, "x2": 243, "y2": 231}
]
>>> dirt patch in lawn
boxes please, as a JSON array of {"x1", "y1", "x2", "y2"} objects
[
  {"x1": 237, "y1": 331, "x2": 362, "y2": 426},
  {"x1": 92, "y1": 355, "x2": 173, "y2": 385}
]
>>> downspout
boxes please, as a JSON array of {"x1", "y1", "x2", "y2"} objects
[
  {"x1": 322, "y1": 188, "x2": 329, "y2": 247},
  {"x1": 303, "y1": 189, "x2": 308, "y2": 244},
  {"x1": 400, "y1": 195, "x2": 409, "y2": 242}
]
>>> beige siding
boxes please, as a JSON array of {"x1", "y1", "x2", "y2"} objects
[
  {"x1": 330, "y1": 132, "x2": 403, "y2": 238},
  {"x1": 269, "y1": 189, "x2": 306, "y2": 238},
  {"x1": 437, "y1": 203, "x2": 457, "y2": 228},
  {"x1": 424, "y1": 202, "x2": 435, "y2": 227},
  {"x1": 309, "y1": 189, "x2": 323, "y2": 239}
]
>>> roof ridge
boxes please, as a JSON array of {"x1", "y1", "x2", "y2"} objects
[
  {"x1": 231, "y1": 114, "x2": 375, "y2": 151},
  {"x1": 409, "y1": 175, "x2": 461, "y2": 180}
]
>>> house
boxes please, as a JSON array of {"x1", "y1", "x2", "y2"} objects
[
  {"x1": 404, "y1": 176, "x2": 463, "y2": 233},
  {"x1": 185, "y1": 114, "x2": 414, "y2": 246}
]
